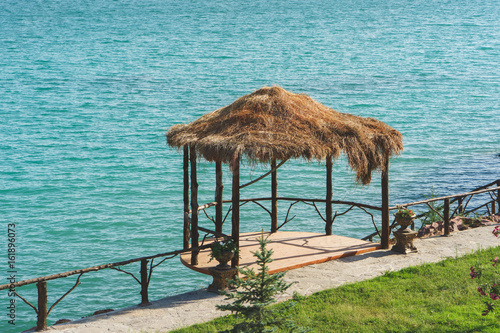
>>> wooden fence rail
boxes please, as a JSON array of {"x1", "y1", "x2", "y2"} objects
[
  {"x1": 363, "y1": 181, "x2": 500, "y2": 241},
  {"x1": 0, "y1": 244, "x2": 211, "y2": 331},
  {"x1": 4, "y1": 179, "x2": 499, "y2": 331},
  {"x1": 195, "y1": 181, "x2": 499, "y2": 245}
]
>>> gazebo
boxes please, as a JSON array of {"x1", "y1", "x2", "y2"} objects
[{"x1": 167, "y1": 86, "x2": 403, "y2": 269}]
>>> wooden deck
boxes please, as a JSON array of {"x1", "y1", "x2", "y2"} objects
[{"x1": 180, "y1": 231, "x2": 381, "y2": 275}]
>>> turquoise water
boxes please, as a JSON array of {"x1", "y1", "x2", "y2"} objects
[{"x1": 1, "y1": 0, "x2": 499, "y2": 330}]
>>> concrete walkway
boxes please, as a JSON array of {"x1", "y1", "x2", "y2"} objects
[{"x1": 48, "y1": 225, "x2": 499, "y2": 333}]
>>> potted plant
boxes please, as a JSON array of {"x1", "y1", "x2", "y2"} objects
[
  {"x1": 394, "y1": 206, "x2": 416, "y2": 230},
  {"x1": 209, "y1": 238, "x2": 238, "y2": 269},
  {"x1": 392, "y1": 206, "x2": 418, "y2": 254}
]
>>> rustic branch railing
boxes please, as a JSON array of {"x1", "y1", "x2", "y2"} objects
[
  {"x1": 0, "y1": 244, "x2": 211, "y2": 331},
  {"x1": 193, "y1": 180, "x2": 498, "y2": 245},
  {"x1": 389, "y1": 186, "x2": 500, "y2": 211},
  {"x1": 192, "y1": 194, "x2": 384, "y2": 254},
  {"x1": 15, "y1": 180, "x2": 498, "y2": 331},
  {"x1": 189, "y1": 194, "x2": 385, "y2": 265},
  {"x1": 196, "y1": 196, "x2": 382, "y2": 231},
  {"x1": 362, "y1": 180, "x2": 500, "y2": 241}
]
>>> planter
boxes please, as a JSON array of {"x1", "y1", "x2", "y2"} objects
[
  {"x1": 210, "y1": 239, "x2": 238, "y2": 268},
  {"x1": 392, "y1": 228, "x2": 418, "y2": 254},
  {"x1": 394, "y1": 214, "x2": 416, "y2": 230},
  {"x1": 392, "y1": 213, "x2": 418, "y2": 254},
  {"x1": 208, "y1": 267, "x2": 237, "y2": 293},
  {"x1": 215, "y1": 251, "x2": 235, "y2": 269}
]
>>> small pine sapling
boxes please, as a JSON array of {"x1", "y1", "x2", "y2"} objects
[{"x1": 217, "y1": 232, "x2": 306, "y2": 332}]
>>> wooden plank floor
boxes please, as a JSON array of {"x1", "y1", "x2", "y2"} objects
[{"x1": 180, "y1": 231, "x2": 381, "y2": 275}]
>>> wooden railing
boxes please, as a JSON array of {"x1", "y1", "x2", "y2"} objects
[
  {"x1": 4, "y1": 179, "x2": 499, "y2": 331},
  {"x1": 194, "y1": 196, "x2": 383, "y2": 242},
  {"x1": 0, "y1": 244, "x2": 211, "y2": 331},
  {"x1": 363, "y1": 179, "x2": 500, "y2": 241},
  {"x1": 194, "y1": 180, "x2": 499, "y2": 245}
]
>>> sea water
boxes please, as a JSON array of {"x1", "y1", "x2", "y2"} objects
[{"x1": 1, "y1": 0, "x2": 499, "y2": 331}]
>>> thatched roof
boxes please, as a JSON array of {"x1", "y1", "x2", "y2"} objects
[{"x1": 167, "y1": 86, "x2": 403, "y2": 184}]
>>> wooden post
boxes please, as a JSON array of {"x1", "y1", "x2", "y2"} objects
[
  {"x1": 215, "y1": 161, "x2": 224, "y2": 234},
  {"x1": 231, "y1": 157, "x2": 240, "y2": 267},
  {"x1": 443, "y1": 198, "x2": 450, "y2": 236},
  {"x1": 183, "y1": 146, "x2": 190, "y2": 250},
  {"x1": 497, "y1": 180, "x2": 500, "y2": 214},
  {"x1": 36, "y1": 281, "x2": 48, "y2": 331},
  {"x1": 271, "y1": 159, "x2": 278, "y2": 233},
  {"x1": 325, "y1": 156, "x2": 333, "y2": 235},
  {"x1": 457, "y1": 196, "x2": 463, "y2": 216},
  {"x1": 190, "y1": 147, "x2": 199, "y2": 265},
  {"x1": 492, "y1": 181, "x2": 497, "y2": 214},
  {"x1": 381, "y1": 158, "x2": 390, "y2": 249},
  {"x1": 140, "y1": 259, "x2": 149, "y2": 305}
]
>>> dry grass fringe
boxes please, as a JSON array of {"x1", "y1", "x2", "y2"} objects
[{"x1": 167, "y1": 86, "x2": 403, "y2": 185}]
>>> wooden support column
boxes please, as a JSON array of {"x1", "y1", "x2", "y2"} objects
[
  {"x1": 381, "y1": 157, "x2": 390, "y2": 249},
  {"x1": 183, "y1": 146, "x2": 190, "y2": 250},
  {"x1": 443, "y1": 198, "x2": 450, "y2": 237},
  {"x1": 36, "y1": 281, "x2": 48, "y2": 331},
  {"x1": 457, "y1": 196, "x2": 463, "y2": 216},
  {"x1": 190, "y1": 147, "x2": 199, "y2": 265},
  {"x1": 271, "y1": 159, "x2": 278, "y2": 233},
  {"x1": 325, "y1": 155, "x2": 333, "y2": 235},
  {"x1": 140, "y1": 259, "x2": 149, "y2": 305},
  {"x1": 215, "y1": 161, "x2": 224, "y2": 234},
  {"x1": 231, "y1": 157, "x2": 240, "y2": 267},
  {"x1": 497, "y1": 180, "x2": 500, "y2": 214}
]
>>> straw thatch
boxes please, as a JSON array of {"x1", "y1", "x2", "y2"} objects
[{"x1": 167, "y1": 86, "x2": 403, "y2": 184}]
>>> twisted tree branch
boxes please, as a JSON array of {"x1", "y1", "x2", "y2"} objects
[{"x1": 48, "y1": 273, "x2": 83, "y2": 315}]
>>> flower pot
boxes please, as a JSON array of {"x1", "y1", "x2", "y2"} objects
[
  {"x1": 394, "y1": 214, "x2": 415, "y2": 230},
  {"x1": 215, "y1": 251, "x2": 235, "y2": 269}
]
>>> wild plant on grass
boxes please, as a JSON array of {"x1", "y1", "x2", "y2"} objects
[{"x1": 469, "y1": 225, "x2": 500, "y2": 315}]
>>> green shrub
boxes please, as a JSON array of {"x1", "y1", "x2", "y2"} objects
[
  {"x1": 419, "y1": 187, "x2": 444, "y2": 228},
  {"x1": 216, "y1": 233, "x2": 308, "y2": 332}
]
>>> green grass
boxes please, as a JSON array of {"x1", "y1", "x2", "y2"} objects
[{"x1": 171, "y1": 247, "x2": 500, "y2": 333}]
